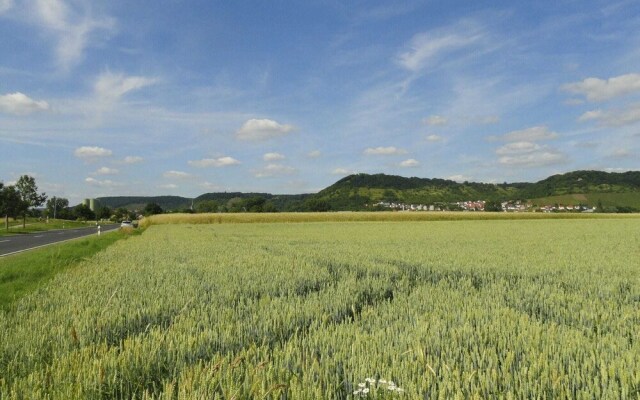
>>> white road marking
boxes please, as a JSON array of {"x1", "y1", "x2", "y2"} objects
[
  {"x1": 34, "y1": 235, "x2": 44, "y2": 238},
  {"x1": 0, "y1": 240, "x2": 9, "y2": 243}
]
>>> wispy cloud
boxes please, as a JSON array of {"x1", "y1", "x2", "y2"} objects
[
  {"x1": 491, "y1": 126, "x2": 558, "y2": 142},
  {"x1": 254, "y1": 163, "x2": 297, "y2": 178},
  {"x1": 578, "y1": 103, "x2": 640, "y2": 127},
  {"x1": 235, "y1": 118, "x2": 295, "y2": 141},
  {"x1": 30, "y1": 0, "x2": 115, "y2": 71},
  {"x1": 92, "y1": 166, "x2": 118, "y2": 175},
  {"x1": 74, "y1": 146, "x2": 112, "y2": 160},
  {"x1": 85, "y1": 177, "x2": 120, "y2": 187},
  {"x1": 94, "y1": 71, "x2": 157, "y2": 103},
  {"x1": 422, "y1": 115, "x2": 447, "y2": 126},
  {"x1": 263, "y1": 152, "x2": 285, "y2": 161},
  {"x1": 163, "y1": 170, "x2": 191, "y2": 179},
  {"x1": 0, "y1": 0, "x2": 13, "y2": 14},
  {"x1": 0, "y1": 92, "x2": 50, "y2": 115},
  {"x1": 363, "y1": 146, "x2": 407, "y2": 155},
  {"x1": 562, "y1": 73, "x2": 640, "y2": 102},
  {"x1": 188, "y1": 156, "x2": 240, "y2": 168},
  {"x1": 121, "y1": 156, "x2": 144, "y2": 164},
  {"x1": 397, "y1": 19, "x2": 486, "y2": 71},
  {"x1": 331, "y1": 168, "x2": 355, "y2": 175}
]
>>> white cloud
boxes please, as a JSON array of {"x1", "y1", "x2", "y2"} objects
[
  {"x1": 254, "y1": 163, "x2": 297, "y2": 178},
  {"x1": 307, "y1": 150, "x2": 321, "y2": 158},
  {"x1": 74, "y1": 146, "x2": 112, "y2": 159},
  {"x1": 331, "y1": 168, "x2": 355, "y2": 175},
  {"x1": 0, "y1": 0, "x2": 13, "y2": 14},
  {"x1": 31, "y1": 0, "x2": 115, "y2": 70},
  {"x1": 363, "y1": 146, "x2": 407, "y2": 155},
  {"x1": 163, "y1": 170, "x2": 191, "y2": 179},
  {"x1": 122, "y1": 156, "x2": 144, "y2": 164},
  {"x1": 85, "y1": 177, "x2": 119, "y2": 187},
  {"x1": 188, "y1": 156, "x2": 240, "y2": 168},
  {"x1": 562, "y1": 73, "x2": 640, "y2": 102},
  {"x1": 500, "y1": 126, "x2": 558, "y2": 142},
  {"x1": 263, "y1": 152, "x2": 285, "y2": 161},
  {"x1": 423, "y1": 115, "x2": 448, "y2": 126},
  {"x1": 609, "y1": 149, "x2": 634, "y2": 159},
  {"x1": 235, "y1": 118, "x2": 295, "y2": 141},
  {"x1": 578, "y1": 103, "x2": 640, "y2": 127},
  {"x1": 426, "y1": 134, "x2": 443, "y2": 142},
  {"x1": 397, "y1": 20, "x2": 485, "y2": 71},
  {"x1": 495, "y1": 141, "x2": 541, "y2": 155},
  {"x1": 498, "y1": 151, "x2": 566, "y2": 168},
  {"x1": 92, "y1": 166, "x2": 118, "y2": 175},
  {"x1": 447, "y1": 174, "x2": 471, "y2": 182},
  {"x1": 0, "y1": 92, "x2": 50, "y2": 115},
  {"x1": 158, "y1": 184, "x2": 177, "y2": 190},
  {"x1": 95, "y1": 71, "x2": 157, "y2": 103},
  {"x1": 200, "y1": 182, "x2": 222, "y2": 191},
  {"x1": 399, "y1": 158, "x2": 420, "y2": 167}
]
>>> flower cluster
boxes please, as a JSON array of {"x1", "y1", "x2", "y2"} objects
[{"x1": 353, "y1": 377, "x2": 404, "y2": 397}]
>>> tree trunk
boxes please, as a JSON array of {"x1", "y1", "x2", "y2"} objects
[
  {"x1": 22, "y1": 213, "x2": 26, "y2": 229},
  {"x1": 4, "y1": 215, "x2": 7, "y2": 231}
]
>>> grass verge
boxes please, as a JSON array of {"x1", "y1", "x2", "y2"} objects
[
  {"x1": 0, "y1": 228, "x2": 139, "y2": 310},
  {"x1": 0, "y1": 218, "x2": 93, "y2": 237}
]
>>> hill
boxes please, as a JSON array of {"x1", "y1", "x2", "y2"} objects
[
  {"x1": 96, "y1": 196, "x2": 192, "y2": 211},
  {"x1": 312, "y1": 170, "x2": 640, "y2": 211},
  {"x1": 96, "y1": 170, "x2": 640, "y2": 212}
]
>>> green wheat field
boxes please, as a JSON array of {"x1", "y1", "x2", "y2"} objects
[{"x1": 1, "y1": 214, "x2": 639, "y2": 399}]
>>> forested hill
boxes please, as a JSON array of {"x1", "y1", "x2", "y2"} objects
[
  {"x1": 96, "y1": 196, "x2": 192, "y2": 211},
  {"x1": 516, "y1": 170, "x2": 640, "y2": 198},
  {"x1": 96, "y1": 170, "x2": 640, "y2": 212},
  {"x1": 313, "y1": 170, "x2": 640, "y2": 210}
]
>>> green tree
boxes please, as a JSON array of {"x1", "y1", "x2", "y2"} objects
[
  {"x1": 46, "y1": 197, "x2": 69, "y2": 219},
  {"x1": 304, "y1": 198, "x2": 331, "y2": 212},
  {"x1": 73, "y1": 204, "x2": 96, "y2": 221},
  {"x1": 195, "y1": 200, "x2": 219, "y2": 213},
  {"x1": 96, "y1": 206, "x2": 112, "y2": 220},
  {"x1": 0, "y1": 184, "x2": 22, "y2": 229},
  {"x1": 484, "y1": 200, "x2": 503, "y2": 212},
  {"x1": 15, "y1": 175, "x2": 47, "y2": 228},
  {"x1": 144, "y1": 202, "x2": 163, "y2": 216},
  {"x1": 244, "y1": 196, "x2": 266, "y2": 212}
]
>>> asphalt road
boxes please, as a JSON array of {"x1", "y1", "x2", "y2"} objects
[{"x1": 0, "y1": 224, "x2": 120, "y2": 257}]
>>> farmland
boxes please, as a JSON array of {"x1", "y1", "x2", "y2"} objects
[{"x1": 1, "y1": 216, "x2": 639, "y2": 399}]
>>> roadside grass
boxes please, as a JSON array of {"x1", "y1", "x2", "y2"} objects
[
  {"x1": 0, "y1": 218, "x2": 93, "y2": 237},
  {"x1": 141, "y1": 210, "x2": 639, "y2": 227},
  {"x1": 0, "y1": 228, "x2": 139, "y2": 310}
]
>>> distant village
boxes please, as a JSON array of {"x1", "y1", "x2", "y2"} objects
[{"x1": 372, "y1": 200, "x2": 598, "y2": 213}]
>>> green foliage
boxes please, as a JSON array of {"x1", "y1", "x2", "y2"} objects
[
  {"x1": 73, "y1": 203, "x2": 96, "y2": 221},
  {"x1": 1, "y1": 219, "x2": 639, "y2": 398},
  {"x1": 45, "y1": 196, "x2": 69, "y2": 218},
  {"x1": 144, "y1": 202, "x2": 164, "y2": 216},
  {"x1": 194, "y1": 199, "x2": 219, "y2": 213},
  {"x1": 0, "y1": 230, "x2": 130, "y2": 309},
  {"x1": 484, "y1": 200, "x2": 503, "y2": 212}
]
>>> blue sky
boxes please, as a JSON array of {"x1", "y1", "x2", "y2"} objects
[{"x1": 1, "y1": 0, "x2": 639, "y2": 203}]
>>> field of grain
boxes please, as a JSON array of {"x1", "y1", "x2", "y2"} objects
[{"x1": 1, "y1": 218, "x2": 639, "y2": 399}]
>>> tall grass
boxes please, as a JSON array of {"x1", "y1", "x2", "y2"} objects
[
  {"x1": 1, "y1": 220, "x2": 638, "y2": 398},
  {"x1": 140, "y1": 210, "x2": 636, "y2": 228}
]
